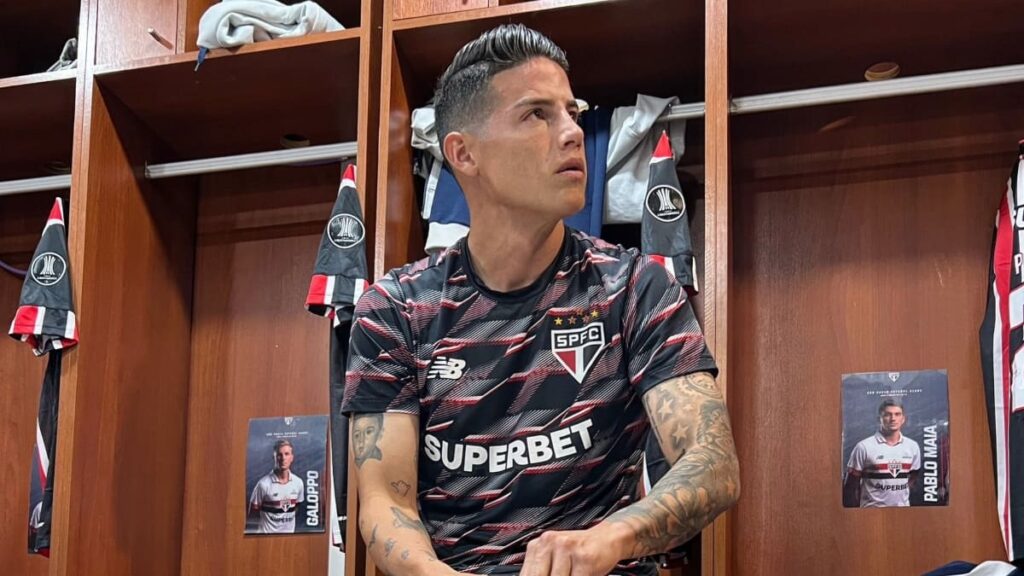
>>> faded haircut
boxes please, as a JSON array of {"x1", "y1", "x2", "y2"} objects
[{"x1": 433, "y1": 23, "x2": 569, "y2": 160}]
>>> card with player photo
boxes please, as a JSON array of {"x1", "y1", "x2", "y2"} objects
[
  {"x1": 245, "y1": 415, "x2": 329, "y2": 534},
  {"x1": 841, "y1": 370, "x2": 950, "y2": 508}
]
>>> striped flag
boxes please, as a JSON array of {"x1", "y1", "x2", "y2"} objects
[
  {"x1": 306, "y1": 163, "x2": 369, "y2": 551},
  {"x1": 8, "y1": 198, "x2": 78, "y2": 556}
]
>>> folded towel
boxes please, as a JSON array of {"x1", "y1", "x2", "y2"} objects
[
  {"x1": 197, "y1": 0, "x2": 343, "y2": 50},
  {"x1": 46, "y1": 38, "x2": 77, "y2": 72}
]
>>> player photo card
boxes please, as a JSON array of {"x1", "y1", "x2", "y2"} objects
[
  {"x1": 245, "y1": 415, "x2": 329, "y2": 535},
  {"x1": 841, "y1": 370, "x2": 950, "y2": 508}
]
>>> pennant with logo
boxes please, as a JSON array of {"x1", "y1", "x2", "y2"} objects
[
  {"x1": 8, "y1": 198, "x2": 78, "y2": 556},
  {"x1": 305, "y1": 163, "x2": 370, "y2": 550},
  {"x1": 641, "y1": 130, "x2": 698, "y2": 294}
]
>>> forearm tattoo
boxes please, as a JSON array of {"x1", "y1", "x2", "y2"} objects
[
  {"x1": 607, "y1": 371, "x2": 740, "y2": 557},
  {"x1": 352, "y1": 413, "x2": 384, "y2": 467},
  {"x1": 391, "y1": 506, "x2": 429, "y2": 536}
]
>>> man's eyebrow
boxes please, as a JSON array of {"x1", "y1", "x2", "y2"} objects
[{"x1": 513, "y1": 97, "x2": 579, "y2": 110}]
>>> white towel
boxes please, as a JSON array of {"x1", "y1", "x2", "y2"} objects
[{"x1": 197, "y1": 0, "x2": 343, "y2": 50}]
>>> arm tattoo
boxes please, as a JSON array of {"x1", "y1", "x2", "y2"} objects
[
  {"x1": 384, "y1": 538, "x2": 397, "y2": 557},
  {"x1": 390, "y1": 480, "x2": 411, "y2": 497},
  {"x1": 391, "y1": 506, "x2": 429, "y2": 536},
  {"x1": 368, "y1": 524, "x2": 378, "y2": 549},
  {"x1": 607, "y1": 371, "x2": 740, "y2": 557},
  {"x1": 352, "y1": 413, "x2": 384, "y2": 468}
]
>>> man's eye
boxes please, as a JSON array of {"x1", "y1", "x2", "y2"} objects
[{"x1": 530, "y1": 108, "x2": 546, "y2": 120}]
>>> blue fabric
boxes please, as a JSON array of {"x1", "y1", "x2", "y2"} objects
[
  {"x1": 565, "y1": 106, "x2": 612, "y2": 237},
  {"x1": 431, "y1": 165, "x2": 470, "y2": 226},
  {"x1": 428, "y1": 106, "x2": 612, "y2": 236},
  {"x1": 922, "y1": 561, "x2": 977, "y2": 576}
]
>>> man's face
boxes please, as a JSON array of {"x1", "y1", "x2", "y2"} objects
[
  {"x1": 274, "y1": 445, "x2": 294, "y2": 472},
  {"x1": 462, "y1": 57, "x2": 586, "y2": 220},
  {"x1": 880, "y1": 407, "x2": 905, "y2": 434},
  {"x1": 353, "y1": 416, "x2": 381, "y2": 459}
]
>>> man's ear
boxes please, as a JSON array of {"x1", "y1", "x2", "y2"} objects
[{"x1": 443, "y1": 131, "x2": 479, "y2": 178}]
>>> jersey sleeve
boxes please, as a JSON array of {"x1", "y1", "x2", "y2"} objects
[
  {"x1": 249, "y1": 480, "x2": 263, "y2": 510},
  {"x1": 623, "y1": 256, "x2": 717, "y2": 397},
  {"x1": 341, "y1": 276, "x2": 420, "y2": 415},
  {"x1": 911, "y1": 441, "x2": 922, "y2": 471},
  {"x1": 296, "y1": 479, "x2": 306, "y2": 503},
  {"x1": 847, "y1": 442, "x2": 866, "y2": 472}
]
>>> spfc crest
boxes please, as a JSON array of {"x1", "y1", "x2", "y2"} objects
[
  {"x1": 887, "y1": 459, "x2": 902, "y2": 478},
  {"x1": 888, "y1": 372, "x2": 900, "y2": 383},
  {"x1": 551, "y1": 322, "x2": 606, "y2": 384}
]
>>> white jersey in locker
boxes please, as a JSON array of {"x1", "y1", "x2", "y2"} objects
[{"x1": 980, "y1": 144, "x2": 1024, "y2": 561}]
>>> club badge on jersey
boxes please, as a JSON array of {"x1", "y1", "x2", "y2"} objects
[
  {"x1": 8, "y1": 198, "x2": 79, "y2": 556},
  {"x1": 641, "y1": 130, "x2": 697, "y2": 296},
  {"x1": 305, "y1": 163, "x2": 370, "y2": 551}
]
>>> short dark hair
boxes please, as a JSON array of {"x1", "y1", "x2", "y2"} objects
[
  {"x1": 433, "y1": 24, "x2": 569, "y2": 160},
  {"x1": 273, "y1": 439, "x2": 293, "y2": 453},
  {"x1": 878, "y1": 398, "x2": 904, "y2": 416}
]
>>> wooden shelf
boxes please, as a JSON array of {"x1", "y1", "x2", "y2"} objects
[
  {"x1": 0, "y1": 70, "x2": 76, "y2": 182},
  {"x1": 730, "y1": 0, "x2": 1024, "y2": 96},
  {"x1": 95, "y1": 29, "x2": 363, "y2": 162},
  {"x1": 731, "y1": 82, "x2": 1024, "y2": 185},
  {"x1": 391, "y1": 0, "x2": 704, "y2": 106}
]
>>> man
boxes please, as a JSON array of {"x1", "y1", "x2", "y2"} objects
[
  {"x1": 249, "y1": 439, "x2": 305, "y2": 533},
  {"x1": 343, "y1": 24, "x2": 740, "y2": 575},
  {"x1": 844, "y1": 398, "x2": 922, "y2": 508}
]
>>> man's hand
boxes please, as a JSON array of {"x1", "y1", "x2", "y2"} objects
[{"x1": 520, "y1": 524, "x2": 627, "y2": 576}]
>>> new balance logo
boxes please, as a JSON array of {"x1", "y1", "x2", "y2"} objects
[{"x1": 427, "y1": 357, "x2": 466, "y2": 379}]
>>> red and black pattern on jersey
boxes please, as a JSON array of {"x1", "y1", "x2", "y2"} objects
[{"x1": 343, "y1": 228, "x2": 717, "y2": 575}]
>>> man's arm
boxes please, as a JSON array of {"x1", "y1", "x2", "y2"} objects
[
  {"x1": 603, "y1": 370, "x2": 740, "y2": 556},
  {"x1": 521, "y1": 371, "x2": 740, "y2": 575},
  {"x1": 352, "y1": 412, "x2": 472, "y2": 576},
  {"x1": 842, "y1": 470, "x2": 862, "y2": 507}
]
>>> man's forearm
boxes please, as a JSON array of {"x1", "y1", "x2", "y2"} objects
[
  {"x1": 359, "y1": 497, "x2": 449, "y2": 576},
  {"x1": 602, "y1": 443, "x2": 740, "y2": 558},
  {"x1": 602, "y1": 372, "x2": 740, "y2": 559}
]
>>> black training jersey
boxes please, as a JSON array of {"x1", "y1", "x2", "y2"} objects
[{"x1": 342, "y1": 227, "x2": 717, "y2": 574}]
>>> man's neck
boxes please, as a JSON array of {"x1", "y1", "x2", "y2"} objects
[
  {"x1": 880, "y1": 430, "x2": 902, "y2": 445},
  {"x1": 466, "y1": 218, "x2": 564, "y2": 293},
  {"x1": 273, "y1": 469, "x2": 290, "y2": 482}
]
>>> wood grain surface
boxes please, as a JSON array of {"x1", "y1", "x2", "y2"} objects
[
  {"x1": 730, "y1": 0, "x2": 1024, "y2": 96},
  {"x1": 178, "y1": 164, "x2": 340, "y2": 576},
  {"x1": 728, "y1": 84, "x2": 1024, "y2": 576}
]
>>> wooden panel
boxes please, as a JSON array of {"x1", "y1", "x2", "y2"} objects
[
  {"x1": 392, "y1": 0, "x2": 705, "y2": 107},
  {"x1": 730, "y1": 0, "x2": 1024, "y2": 95},
  {"x1": 375, "y1": 43, "x2": 421, "y2": 278},
  {"x1": 0, "y1": 195, "x2": 54, "y2": 576},
  {"x1": 179, "y1": 165, "x2": 340, "y2": 576},
  {"x1": 95, "y1": 0, "x2": 177, "y2": 64},
  {"x1": 0, "y1": 72, "x2": 76, "y2": 181},
  {"x1": 393, "y1": 0, "x2": 489, "y2": 20},
  {"x1": 0, "y1": 0, "x2": 80, "y2": 77},
  {"x1": 703, "y1": 0, "x2": 730, "y2": 572},
  {"x1": 729, "y1": 86, "x2": 1023, "y2": 576},
  {"x1": 94, "y1": 30, "x2": 362, "y2": 162},
  {"x1": 50, "y1": 78, "x2": 197, "y2": 576}
]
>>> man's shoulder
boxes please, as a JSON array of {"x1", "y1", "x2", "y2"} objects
[
  {"x1": 904, "y1": 435, "x2": 922, "y2": 451},
  {"x1": 568, "y1": 228, "x2": 638, "y2": 265},
  {"x1": 371, "y1": 245, "x2": 462, "y2": 301}
]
